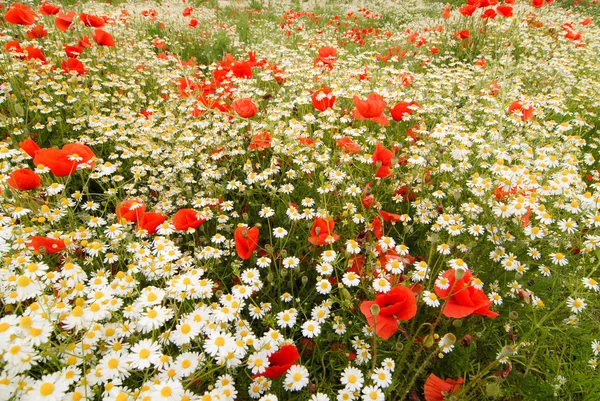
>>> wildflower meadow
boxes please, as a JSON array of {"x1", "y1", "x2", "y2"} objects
[{"x1": 1, "y1": 0, "x2": 600, "y2": 399}]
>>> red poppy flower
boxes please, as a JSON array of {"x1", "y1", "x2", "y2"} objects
[
  {"x1": 481, "y1": 8, "x2": 497, "y2": 18},
  {"x1": 337, "y1": 137, "x2": 361, "y2": 154},
  {"x1": 508, "y1": 100, "x2": 534, "y2": 121},
  {"x1": 33, "y1": 144, "x2": 94, "y2": 177},
  {"x1": 26, "y1": 24, "x2": 48, "y2": 39},
  {"x1": 234, "y1": 226, "x2": 259, "y2": 260},
  {"x1": 64, "y1": 45, "x2": 83, "y2": 58},
  {"x1": 232, "y1": 61, "x2": 253, "y2": 79},
  {"x1": 308, "y1": 217, "x2": 339, "y2": 246},
  {"x1": 353, "y1": 94, "x2": 389, "y2": 125},
  {"x1": 232, "y1": 98, "x2": 257, "y2": 118},
  {"x1": 362, "y1": 193, "x2": 375, "y2": 209},
  {"x1": 173, "y1": 209, "x2": 206, "y2": 231},
  {"x1": 78, "y1": 35, "x2": 92, "y2": 48},
  {"x1": 531, "y1": 0, "x2": 544, "y2": 8},
  {"x1": 39, "y1": 2, "x2": 60, "y2": 16},
  {"x1": 389, "y1": 101, "x2": 418, "y2": 121},
  {"x1": 312, "y1": 88, "x2": 336, "y2": 112},
  {"x1": 442, "y1": 5, "x2": 451, "y2": 19},
  {"x1": 360, "y1": 285, "x2": 417, "y2": 339},
  {"x1": 314, "y1": 46, "x2": 336, "y2": 69},
  {"x1": 318, "y1": 46, "x2": 336, "y2": 60},
  {"x1": 434, "y1": 269, "x2": 498, "y2": 319},
  {"x1": 62, "y1": 57, "x2": 86, "y2": 75},
  {"x1": 455, "y1": 29, "x2": 470, "y2": 40},
  {"x1": 92, "y1": 29, "x2": 115, "y2": 46},
  {"x1": 19, "y1": 139, "x2": 40, "y2": 158},
  {"x1": 563, "y1": 27, "x2": 581, "y2": 41},
  {"x1": 496, "y1": 4, "x2": 513, "y2": 17},
  {"x1": 5, "y1": 41, "x2": 24, "y2": 54},
  {"x1": 137, "y1": 212, "x2": 166, "y2": 235},
  {"x1": 116, "y1": 200, "x2": 146, "y2": 223},
  {"x1": 183, "y1": 7, "x2": 193, "y2": 17},
  {"x1": 249, "y1": 132, "x2": 272, "y2": 150},
  {"x1": 79, "y1": 13, "x2": 105, "y2": 27},
  {"x1": 580, "y1": 18, "x2": 593, "y2": 26},
  {"x1": 62, "y1": 143, "x2": 95, "y2": 167},
  {"x1": 24, "y1": 46, "x2": 46, "y2": 62},
  {"x1": 55, "y1": 10, "x2": 76, "y2": 31},
  {"x1": 254, "y1": 345, "x2": 300, "y2": 379},
  {"x1": 27, "y1": 236, "x2": 66, "y2": 254},
  {"x1": 4, "y1": 3, "x2": 37, "y2": 26},
  {"x1": 189, "y1": 19, "x2": 198, "y2": 27},
  {"x1": 458, "y1": 4, "x2": 477, "y2": 16},
  {"x1": 197, "y1": 95, "x2": 231, "y2": 114},
  {"x1": 372, "y1": 215, "x2": 383, "y2": 239},
  {"x1": 379, "y1": 210, "x2": 403, "y2": 223},
  {"x1": 298, "y1": 137, "x2": 315, "y2": 147},
  {"x1": 424, "y1": 374, "x2": 463, "y2": 401},
  {"x1": 7, "y1": 168, "x2": 42, "y2": 190},
  {"x1": 372, "y1": 142, "x2": 394, "y2": 178}
]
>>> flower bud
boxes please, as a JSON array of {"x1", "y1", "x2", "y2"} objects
[
  {"x1": 486, "y1": 382, "x2": 502, "y2": 398},
  {"x1": 501, "y1": 345, "x2": 515, "y2": 357},
  {"x1": 370, "y1": 304, "x2": 380, "y2": 316},
  {"x1": 441, "y1": 333, "x2": 456, "y2": 347},
  {"x1": 301, "y1": 276, "x2": 309, "y2": 286},
  {"x1": 509, "y1": 311, "x2": 519, "y2": 320},
  {"x1": 452, "y1": 319, "x2": 463, "y2": 327},
  {"x1": 454, "y1": 267, "x2": 466, "y2": 280},
  {"x1": 242, "y1": 212, "x2": 249, "y2": 222}
]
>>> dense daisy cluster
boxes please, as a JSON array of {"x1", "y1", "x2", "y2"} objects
[{"x1": 0, "y1": 0, "x2": 599, "y2": 399}]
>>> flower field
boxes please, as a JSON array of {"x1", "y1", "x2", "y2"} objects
[{"x1": 1, "y1": 0, "x2": 600, "y2": 399}]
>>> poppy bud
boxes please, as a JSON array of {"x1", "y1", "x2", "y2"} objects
[
  {"x1": 280, "y1": 249, "x2": 287, "y2": 258},
  {"x1": 454, "y1": 267, "x2": 466, "y2": 279},
  {"x1": 369, "y1": 304, "x2": 380, "y2": 316},
  {"x1": 267, "y1": 272, "x2": 274, "y2": 282},
  {"x1": 501, "y1": 345, "x2": 515, "y2": 357},
  {"x1": 301, "y1": 276, "x2": 309, "y2": 286},
  {"x1": 452, "y1": 319, "x2": 463, "y2": 327},
  {"x1": 461, "y1": 335, "x2": 473, "y2": 347},
  {"x1": 486, "y1": 383, "x2": 501, "y2": 398},
  {"x1": 429, "y1": 233, "x2": 439, "y2": 244},
  {"x1": 441, "y1": 333, "x2": 456, "y2": 347},
  {"x1": 509, "y1": 311, "x2": 519, "y2": 320}
]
